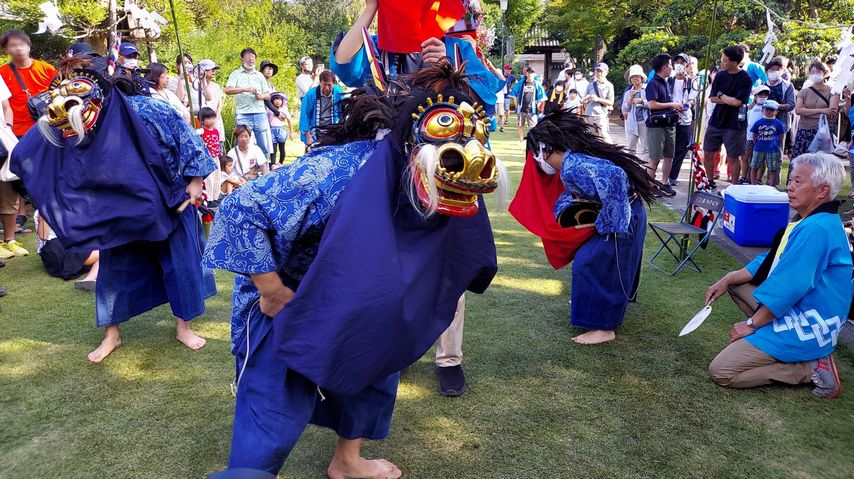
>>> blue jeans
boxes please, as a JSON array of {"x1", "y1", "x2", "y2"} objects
[{"x1": 235, "y1": 112, "x2": 272, "y2": 158}]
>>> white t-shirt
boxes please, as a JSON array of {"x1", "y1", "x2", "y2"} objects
[
  {"x1": 0, "y1": 76, "x2": 10, "y2": 124},
  {"x1": 671, "y1": 77, "x2": 697, "y2": 125},
  {"x1": 296, "y1": 73, "x2": 317, "y2": 100},
  {"x1": 746, "y1": 105, "x2": 765, "y2": 141},
  {"x1": 167, "y1": 75, "x2": 203, "y2": 112},
  {"x1": 227, "y1": 144, "x2": 268, "y2": 177},
  {"x1": 151, "y1": 89, "x2": 190, "y2": 118}
]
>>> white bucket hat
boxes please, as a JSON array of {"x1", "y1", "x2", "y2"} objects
[{"x1": 624, "y1": 64, "x2": 645, "y2": 82}]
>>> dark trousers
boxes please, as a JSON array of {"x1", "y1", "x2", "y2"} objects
[{"x1": 669, "y1": 124, "x2": 693, "y2": 182}]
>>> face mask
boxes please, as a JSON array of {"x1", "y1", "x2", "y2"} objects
[
  {"x1": 767, "y1": 71, "x2": 780, "y2": 81},
  {"x1": 809, "y1": 73, "x2": 824, "y2": 83},
  {"x1": 243, "y1": 62, "x2": 255, "y2": 70},
  {"x1": 555, "y1": 86, "x2": 564, "y2": 92},
  {"x1": 674, "y1": 64, "x2": 685, "y2": 73},
  {"x1": 533, "y1": 143, "x2": 557, "y2": 175},
  {"x1": 755, "y1": 97, "x2": 767, "y2": 105},
  {"x1": 574, "y1": 74, "x2": 583, "y2": 81},
  {"x1": 123, "y1": 59, "x2": 138, "y2": 69}
]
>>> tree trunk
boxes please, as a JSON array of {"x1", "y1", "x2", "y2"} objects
[
  {"x1": 808, "y1": 0, "x2": 818, "y2": 18},
  {"x1": 594, "y1": 35, "x2": 606, "y2": 64}
]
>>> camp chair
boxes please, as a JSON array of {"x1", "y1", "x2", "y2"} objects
[{"x1": 648, "y1": 191, "x2": 725, "y2": 275}]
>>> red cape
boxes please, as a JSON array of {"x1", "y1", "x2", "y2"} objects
[
  {"x1": 509, "y1": 152, "x2": 596, "y2": 269},
  {"x1": 377, "y1": 0, "x2": 465, "y2": 53}
]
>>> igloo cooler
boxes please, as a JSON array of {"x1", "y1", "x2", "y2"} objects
[{"x1": 721, "y1": 185, "x2": 790, "y2": 247}]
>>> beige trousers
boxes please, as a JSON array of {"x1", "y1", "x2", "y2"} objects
[
  {"x1": 435, "y1": 294, "x2": 465, "y2": 367},
  {"x1": 709, "y1": 282, "x2": 812, "y2": 388},
  {"x1": 708, "y1": 339, "x2": 813, "y2": 388}
]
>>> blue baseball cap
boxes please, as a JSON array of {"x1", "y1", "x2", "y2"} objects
[{"x1": 119, "y1": 42, "x2": 139, "y2": 56}]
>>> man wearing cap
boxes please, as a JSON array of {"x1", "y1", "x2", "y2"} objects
[
  {"x1": 225, "y1": 47, "x2": 273, "y2": 160},
  {"x1": 295, "y1": 56, "x2": 318, "y2": 102},
  {"x1": 582, "y1": 62, "x2": 615, "y2": 143},
  {"x1": 118, "y1": 41, "x2": 138, "y2": 67},
  {"x1": 667, "y1": 53, "x2": 698, "y2": 187}
]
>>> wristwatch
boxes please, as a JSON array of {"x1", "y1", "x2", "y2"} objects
[{"x1": 746, "y1": 317, "x2": 757, "y2": 330}]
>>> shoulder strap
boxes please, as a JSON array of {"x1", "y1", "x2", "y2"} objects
[
  {"x1": 808, "y1": 86, "x2": 830, "y2": 107},
  {"x1": 7, "y1": 63, "x2": 30, "y2": 96},
  {"x1": 592, "y1": 80, "x2": 600, "y2": 98}
]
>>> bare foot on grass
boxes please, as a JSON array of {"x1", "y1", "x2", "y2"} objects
[
  {"x1": 327, "y1": 457, "x2": 402, "y2": 479},
  {"x1": 88, "y1": 325, "x2": 121, "y2": 363},
  {"x1": 572, "y1": 329, "x2": 616, "y2": 345},
  {"x1": 176, "y1": 319, "x2": 206, "y2": 350}
]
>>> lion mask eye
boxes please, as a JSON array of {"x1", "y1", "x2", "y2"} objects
[{"x1": 419, "y1": 107, "x2": 464, "y2": 142}]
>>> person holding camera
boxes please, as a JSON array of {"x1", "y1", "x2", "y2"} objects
[{"x1": 644, "y1": 53, "x2": 682, "y2": 197}]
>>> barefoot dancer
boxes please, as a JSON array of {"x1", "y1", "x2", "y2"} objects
[
  {"x1": 510, "y1": 111, "x2": 658, "y2": 345},
  {"x1": 10, "y1": 57, "x2": 217, "y2": 362},
  {"x1": 204, "y1": 62, "x2": 504, "y2": 477}
]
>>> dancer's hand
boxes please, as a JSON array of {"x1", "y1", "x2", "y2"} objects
[
  {"x1": 252, "y1": 272, "x2": 295, "y2": 317},
  {"x1": 260, "y1": 285, "x2": 294, "y2": 317},
  {"x1": 421, "y1": 37, "x2": 446, "y2": 65},
  {"x1": 185, "y1": 177, "x2": 204, "y2": 204}
]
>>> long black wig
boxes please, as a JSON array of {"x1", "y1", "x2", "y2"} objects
[{"x1": 526, "y1": 111, "x2": 659, "y2": 205}]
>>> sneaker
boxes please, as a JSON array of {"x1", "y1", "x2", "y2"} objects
[
  {"x1": 737, "y1": 177, "x2": 750, "y2": 185},
  {"x1": 668, "y1": 179, "x2": 678, "y2": 186},
  {"x1": 436, "y1": 365, "x2": 466, "y2": 397},
  {"x1": 651, "y1": 187, "x2": 662, "y2": 198},
  {"x1": 713, "y1": 172, "x2": 720, "y2": 180},
  {"x1": 499, "y1": 127, "x2": 504, "y2": 132},
  {"x1": 0, "y1": 245, "x2": 14, "y2": 260},
  {"x1": 659, "y1": 184, "x2": 677, "y2": 197},
  {"x1": 2, "y1": 240, "x2": 29, "y2": 257},
  {"x1": 811, "y1": 355, "x2": 842, "y2": 399},
  {"x1": 707, "y1": 180, "x2": 718, "y2": 191}
]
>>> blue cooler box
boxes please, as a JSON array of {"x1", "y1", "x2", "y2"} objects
[{"x1": 721, "y1": 185, "x2": 790, "y2": 247}]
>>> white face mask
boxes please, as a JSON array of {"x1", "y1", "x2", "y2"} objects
[
  {"x1": 533, "y1": 143, "x2": 557, "y2": 175},
  {"x1": 555, "y1": 85, "x2": 564, "y2": 92},
  {"x1": 808, "y1": 73, "x2": 824, "y2": 83},
  {"x1": 123, "y1": 58, "x2": 138, "y2": 69},
  {"x1": 574, "y1": 74, "x2": 583, "y2": 81},
  {"x1": 243, "y1": 62, "x2": 255, "y2": 71},
  {"x1": 755, "y1": 97, "x2": 767, "y2": 105},
  {"x1": 674, "y1": 64, "x2": 685, "y2": 73},
  {"x1": 767, "y1": 71, "x2": 780, "y2": 81}
]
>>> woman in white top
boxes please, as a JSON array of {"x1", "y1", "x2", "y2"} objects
[
  {"x1": 198, "y1": 59, "x2": 225, "y2": 139},
  {"x1": 226, "y1": 124, "x2": 269, "y2": 180},
  {"x1": 145, "y1": 63, "x2": 192, "y2": 123}
]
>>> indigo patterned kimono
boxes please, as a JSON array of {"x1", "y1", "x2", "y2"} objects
[
  {"x1": 555, "y1": 151, "x2": 647, "y2": 331},
  {"x1": 96, "y1": 95, "x2": 217, "y2": 327},
  {"x1": 204, "y1": 140, "x2": 398, "y2": 473}
]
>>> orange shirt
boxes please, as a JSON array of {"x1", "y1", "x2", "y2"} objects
[{"x1": 0, "y1": 59, "x2": 57, "y2": 136}]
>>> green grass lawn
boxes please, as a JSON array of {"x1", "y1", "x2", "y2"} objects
[{"x1": 1, "y1": 130, "x2": 852, "y2": 478}]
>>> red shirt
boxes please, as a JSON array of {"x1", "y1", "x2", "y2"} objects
[
  {"x1": 201, "y1": 127, "x2": 222, "y2": 157},
  {"x1": 0, "y1": 59, "x2": 57, "y2": 136}
]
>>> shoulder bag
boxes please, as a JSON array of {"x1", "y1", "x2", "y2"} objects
[{"x1": 8, "y1": 63, "x2": 51, "y2": 121}]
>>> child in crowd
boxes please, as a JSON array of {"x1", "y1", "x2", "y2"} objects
[
  {"x1": 198, "y1": 107, "x2": 222, "y2": 158},
  {"x1": 219, "y1": 155, "x2": 246, "y2": 196},
  {"x1": 565, "y1": 88, "x2": 581, "y2": 113},
  {"x1": 226, "y1": 125, "x2": 269, "y2": 181},
  {"x1": 749, "y1": 100, "x2": 785, "y2": 187},
  {"x1": 742, "y1": 85, "x2": 770, "y2": 184},
  {"x1": 267, "y1": 92, "x2": 294, "y2": 165}
]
